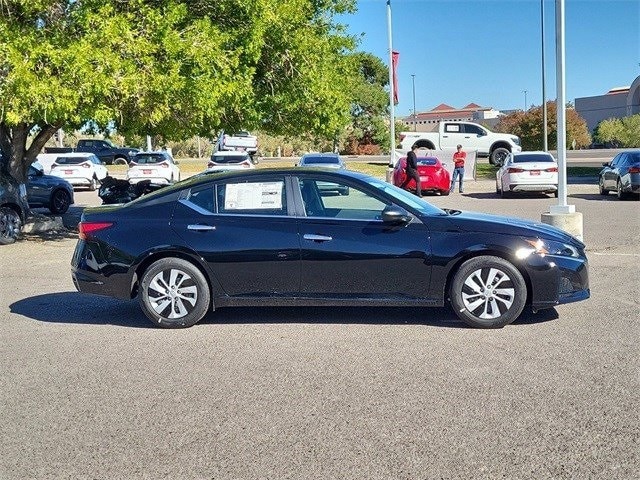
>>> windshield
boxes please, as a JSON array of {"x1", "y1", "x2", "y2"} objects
[{"x1": 364, "y1": 177, "x2": 446, "y2": 216}]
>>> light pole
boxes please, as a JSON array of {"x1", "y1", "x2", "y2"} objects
[
  {"x1": 411, "y1": 74, "x2": 417, "y2": 131},
  {"x1": 386, "y1": 0, "x2": 396, "y2": 179},
  {"x1": 541, "y1": 0, "x2": 548, "y2": 151},
  {"x1": 523, "y1": 90, "x2": 528, "y2": 111}
]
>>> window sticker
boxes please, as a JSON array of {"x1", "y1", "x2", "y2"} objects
[{"x1": 225, "y1": 182, "x2": 283, "y2": 210}]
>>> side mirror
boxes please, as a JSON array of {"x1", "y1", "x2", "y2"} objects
[
  {"x1": 602, "y1": 162, "x2": 610, "y2": 167},
  {"x1": 382, "y1": 205, "x2": 412, "y2": 225}
]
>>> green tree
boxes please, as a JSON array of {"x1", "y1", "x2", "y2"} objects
[
  {"x1": 0, "y1": 0, "x2": 357, "y2": 182},
  {"x1": 594, "y1": 114, "x2": 640, "y2": 147},
  {"x1": 341, "y1": 52, "x2": 391, "y2": 154},
  {"x1": 495, "y1": 101, "x2": 591, "y2": 151}
]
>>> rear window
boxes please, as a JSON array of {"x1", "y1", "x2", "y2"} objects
[
  {"x1": 302, "y1": 156, "x2": 340, "y2": 165},
  {"x1": 417, "y1": 158, "x2": 438, "y2": 166},
  {"x1": 56, "y1": 156, "x2": 89, "y2": 165},
  {"x1": 212, "y1": 154, "x2": 249, "y2": 164},
  {"x1": 133, "y1": 154, "x2": 166, "y2": 164},
  {"x1": 513, "y1": 154, "x2": 555, "y2": 163}
]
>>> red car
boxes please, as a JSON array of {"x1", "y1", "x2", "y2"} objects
[{"x1": 392, "y1": 156, "x2": 451, "y2": 196}]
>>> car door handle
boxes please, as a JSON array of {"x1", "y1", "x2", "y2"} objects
[
  {"x1": 303, "y1": 234, "x2": 332, "y2": 242},
  {"x1": 187, "y1": 224, "x2": 216, "y2": 232},
  {"x1": 442, "y1": 135, "x2": 449, "y2": 138}
]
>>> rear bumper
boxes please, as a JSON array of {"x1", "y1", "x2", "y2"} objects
[
  {"x1": 128, "y1": 176, "x2": 171, "y2": 185},
  {"x1": 510, "y1": 184, "x2": 557, "y2": 193}
]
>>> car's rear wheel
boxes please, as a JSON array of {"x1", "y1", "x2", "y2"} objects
[
  {"x1": 440, "y1": 189, "x2": 450, "y2": 196},
  {"x1": 490, "y1": 148, "x2": 509, "y2": 167},
  {"x1": 449, "y1": 255, "x2": 527, "y2": 328},
  {"x1": 139, "y1": 258, "x2": 210, "y2": 328},
  {"x1": 598, "y1": 176, "x2": 608, "y2": 195},
  {"x1": 49, "y1": 189, "x2": 71, "y2": 214},
  {"x1": 114, "y1": 157, "x2": 128, "y2": 165},
  {"x1": 0, "y1": 206, "x2": 22, "y2": 245},
  {"x1": 500, "y1": 186, "x2": 510, "y2": 198},
  {"x1": 88, "y1": 176, "x2": 98, "y2": 191},
  {"x1": 553, "y1": 190, "x2": 559, "y2": 198}
]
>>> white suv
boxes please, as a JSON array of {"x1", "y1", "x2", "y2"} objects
[
  {"x1": 127, "y1": 151, "x2": 180, "y2": 185},
  {"x1": 49, "y1": 153, "x2": 108, "y2": 190}
]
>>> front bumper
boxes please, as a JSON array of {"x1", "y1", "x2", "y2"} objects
[{"x1": 527, "y1": 254, "x2": 590, "y2": 310}]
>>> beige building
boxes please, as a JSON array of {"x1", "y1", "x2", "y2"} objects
[
  {"x1": 575, "y1": 75, "x2": 640, "y2": 133},
  {"x1": 403, "y1": 103, "x2": 503, "y2": 131}
]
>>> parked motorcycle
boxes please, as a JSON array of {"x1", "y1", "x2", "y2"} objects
[{"x1": 98, "y1": 176, "x2": 166, "y2": 204}]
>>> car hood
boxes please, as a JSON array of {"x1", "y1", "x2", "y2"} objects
[{"x1": 439, "y1": 210, "x2": 583, "y2": 246}]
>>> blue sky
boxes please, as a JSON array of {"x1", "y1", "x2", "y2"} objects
[{"x1": 338, "y1": 0, "x2": 640, "y2": 116}]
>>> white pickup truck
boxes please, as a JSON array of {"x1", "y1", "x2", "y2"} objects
[
  {"x1": 217, "y1": 131, "x2": 258, "y2": 157},
  {"x1": 399, "y1": 121, "x2": 521, "y2": 166}
]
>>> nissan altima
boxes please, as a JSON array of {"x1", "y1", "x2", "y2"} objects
[{"x1": 71, "y1": 168, "x2": 589, "y2": 329}]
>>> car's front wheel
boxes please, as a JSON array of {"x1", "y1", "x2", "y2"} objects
[
  {"x1": 616, "y1": 179, "x2": 628, "y2": 200},
  {"x1": 114, "y1": 157, "x2": 128, "y2": 165},
  {"x1": 598, "y1": 176, "x2": 608, "y2": 196},
  {"x1": 139, "y1": 258, "x2": 210, "y2": 328},
  {"x1": 49, "y1": 189, "x2": 71, "y2": 214},
  {"x1": 0, "y1": 206, "x2": 22, "y2": 245},
  {"x1": 449, "y1": 255, "x2": 527, "y2": 328}
]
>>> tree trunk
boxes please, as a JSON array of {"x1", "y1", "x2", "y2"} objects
[{"x1": 0, "y1": 123, "x2": 58, "y2": 183}]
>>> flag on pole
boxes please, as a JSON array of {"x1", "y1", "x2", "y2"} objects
[{"x1": 392, "y1": 51, "x2": 400, "y2": 105}]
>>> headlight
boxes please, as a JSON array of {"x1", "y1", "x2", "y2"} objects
[
  {"x1": 516, "y1": 238, "x2": 579, "y2": 259},
  {"x1": 511, "y1": 137, "x2": 521, "y2": 146}
]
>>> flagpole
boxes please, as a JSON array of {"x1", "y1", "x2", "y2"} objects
[{"x1": 386, "y1": 0, "x2": 395, "y2": 181}]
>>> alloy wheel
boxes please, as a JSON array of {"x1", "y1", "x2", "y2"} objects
[
  {"x1": 147, "y1": 268, "x2": 198, "y2": 319},
  {"x1": 460, "y1": 267, "x2": 515, "y2": 320}
]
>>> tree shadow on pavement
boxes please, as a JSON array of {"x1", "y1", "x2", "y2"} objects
[{"x1": 12, "y1": 292, "x2": 560, "y2": 329}]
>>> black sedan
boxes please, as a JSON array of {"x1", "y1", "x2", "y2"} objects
[
  {"x1": 71, "y1": 168, "x2": 590, "y2": 329},
  {"x1": 27, "y1": 163, "x2": 74, "y2": 213},
  {"x1": 598, "y1": 150, "x2": 640, "y2": 200}
]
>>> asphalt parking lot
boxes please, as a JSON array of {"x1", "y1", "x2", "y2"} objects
[{"x1": 1, "y1": 178, "x2": 638, "y2": 479}]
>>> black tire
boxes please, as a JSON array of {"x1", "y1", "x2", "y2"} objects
[
  {"x1": 598, "y1": 176, "x2": 608, "y2": 196},
  {"x1": 490, "y1": 148, "x2": 510, "y2": 167},
  {"x1": 114, "y1": 157, "x2": 128, "y2": 165},
  {"x1": 440, "y1": 189, "x2": 450, "y2": 196},
  {"x1": 495, "y1": 182, "x2": 501, "y2": 195},
  {"x1": 616, "y1": 179, "x2": 627, "y2": 200},
  {"x1": 553, "y1": 190, "x2": 559, "y2": 198},
  {"x1": 138, "y1": 258, "x2": 210, "y2": 328},
  {"x1": 88, "y1": 176, "x2": 98, "y2": 191},
  {"x1": 500, "y1": 186, "x2": 510, "y2": 198},
  {"x1": 449, "y1": 255, "x2": 527, "y2": 328},
  {"x1": 0, "y1": 206, "x2": 22, "y2": 245},
  {"x1": 49, "y1": 189, "x2": 71, "y2": 214}
]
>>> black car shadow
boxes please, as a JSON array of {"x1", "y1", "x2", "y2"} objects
[
  {"x1": 11, "y1": 292, "x2": 559, "y2": 329},
  {"x1": 569, "y1": 193, "x2": 638, "y2": 201}
]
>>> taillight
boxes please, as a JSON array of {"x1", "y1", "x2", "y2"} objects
[
  {"x1": 81, "y1": 162, "x2": 91, "y2": 168},
  {"x1": 160, "y1": 162, "x2": 169, "y2": 168},
  {"x1": 129, "y1": 162, "x2": 137, "y2": 167},
  {"x1": 508, "y1": 168, "x2": 525, "y2": 173},
  {"x1": 51, "y1": 163, "x2": 58, "y2": 169},
  {"x1": 628, "y1": 166, "x2": 640, "y2": 173},
  {"x1": 399, "y1": 134, "x2": 406, "y2": 142},
  {"x1": 79, "y1": 221, "x2": 114, "y2": 240},
  {"x1": 207, "y1": 162, "x2": 215, "y2": 168},
  {"x1": 545, "y1": 167, "x2": 558, "y2": 172},
  {"x1": 240, "y1": 160, "x2": 251, "y2": 168}
]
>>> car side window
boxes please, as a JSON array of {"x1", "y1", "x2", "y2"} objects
[
  {"x1": 464, "y1": 124, "x2": 483, "y2": 135},
  {"x1": 186, "y1": 185, "x2": 216, "y2": 214},
  {"x1": 444, "y1": 123, "x2": 461, "y2": 133},
  {"x1": 216, "y1": 179, "x2": 288, "y2": 216},
  {"x1": 299, "y1": 179, "x2": 389, "y2": 221}
]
